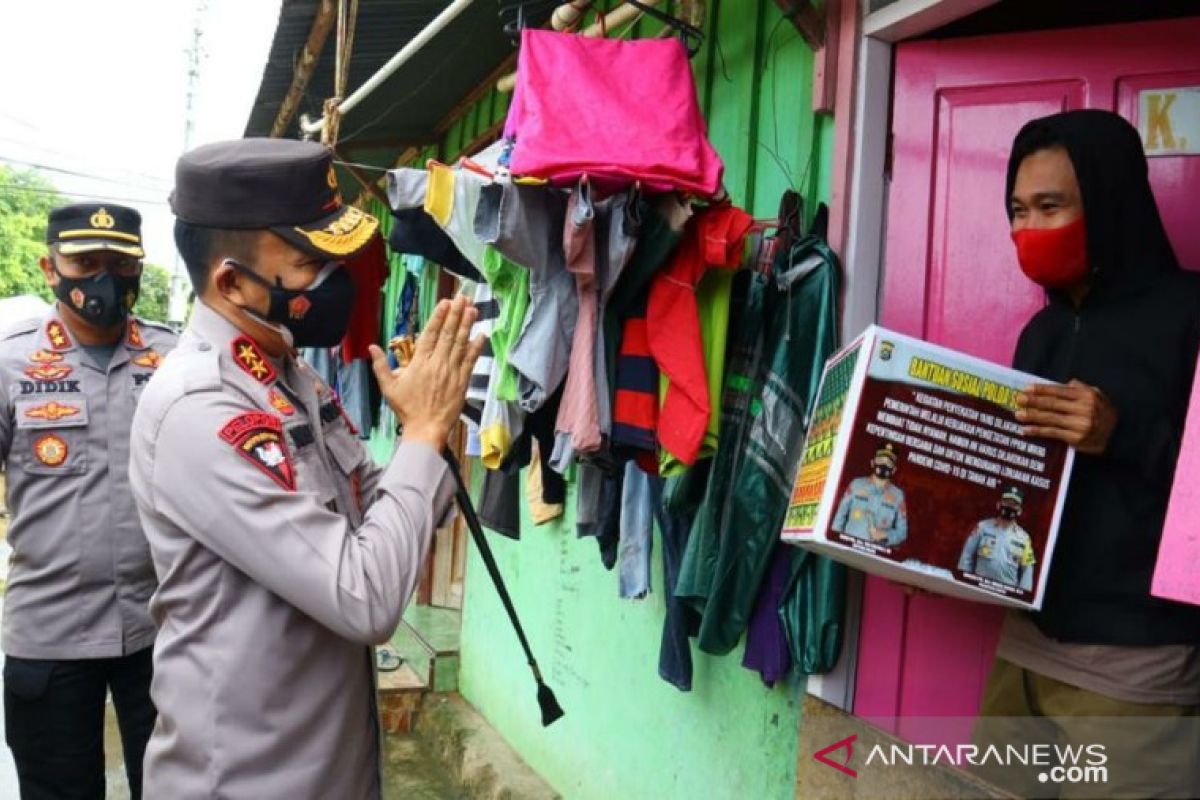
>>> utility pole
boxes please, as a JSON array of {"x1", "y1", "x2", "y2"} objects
[{"x1": 169, "y1": 0, "x2": 208, "y2": 325}]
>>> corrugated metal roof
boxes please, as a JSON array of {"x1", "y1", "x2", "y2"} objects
[{"x1": 245, "y1": 0, "x2": 551, "y2": 194}]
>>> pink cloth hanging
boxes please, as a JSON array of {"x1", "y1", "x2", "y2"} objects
[{"x1": 504, "y1": 29, "x2": 723, "y2": 197}]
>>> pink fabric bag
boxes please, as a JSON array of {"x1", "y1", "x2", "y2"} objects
[{"x1": 505, "y1": 29, "x2": 723, "y2": 196}]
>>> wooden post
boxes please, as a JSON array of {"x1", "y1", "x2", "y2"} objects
[{"x1": 270, "y1": 0, "x2": 337, "y2": 138}]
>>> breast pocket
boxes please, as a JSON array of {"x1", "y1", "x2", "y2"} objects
[
  {"x1": 13, "y1": 398, "x2": 90, "y2": 476},
  {"x1": 284, "y1": 422, "x2": 338, "y2": 507}
]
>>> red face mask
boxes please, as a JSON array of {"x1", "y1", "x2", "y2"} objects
[{"x1": 1011, "y1": 216, "x2": 1089, "y2": 289}]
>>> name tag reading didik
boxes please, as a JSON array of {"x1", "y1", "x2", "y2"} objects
[{"x1": 1139, "y1": 87, "x2": 1200, "y2": 157}]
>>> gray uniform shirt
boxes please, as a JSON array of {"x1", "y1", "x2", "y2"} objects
[
  {"x1": 831, "y1": 476, "x2": 908, "y2": 546},
  {"x1": 0, "y1": 310, "x2": 177, "y2": 659},
  {"x1": 129, "y1": 302, "x2": 455, "y2": 799},
  {"x1": 958, "y1": 518, "x2": 1035, "y2": 591}
]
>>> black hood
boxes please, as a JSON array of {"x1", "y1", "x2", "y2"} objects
[{"x1": 1005, "y1": 109, "x2": 1179, "y2": 300}]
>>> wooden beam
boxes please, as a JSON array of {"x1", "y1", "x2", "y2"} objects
[
  {"x1": 774, "y1": 0, "x2": 824, "y2": 50},
  {"x1": 811, "y1": 0, "x2": 840, "y2": 113},
  {"x1": 270, "y1": 0, "x2": 338, "y2": 138},
  {"x1": 826, "y1": 0, "x2": 861, "y2": 255}
]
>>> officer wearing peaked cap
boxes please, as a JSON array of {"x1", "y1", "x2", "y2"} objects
[
  {"x1": 128, "y1": 138, "x2": 484, "y2": 799},
  {"x1": 959, "y1": 485, "x2": 1036, "y2": 592},
  {"x1": 832, "y1": 443, "x2": 909, "y2": 547},
  {"x1": 0, "y1": 203, "x2": 176, "y2": 799}
]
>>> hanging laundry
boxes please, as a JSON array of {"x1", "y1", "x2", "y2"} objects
[
  {"x1": 618, "y1": 461, "x2": 655, "y2": 599},
  {"x1": 465, "y1": 421, "x2": 482, "y2": 458},
  {"x1": 688, "y1": 234, "x2": 841, "y2": 656},
  {"x1": 423, "y1": 160, "x2": 490, "y2": 270},
  {"x1": 479, "y1": 462, "x2": 522, "y2": 540},
  {"x1": 335, "y1": 357, "x2": 375, "y2": 438},
  {"x1": 387, "y1": 207, "x2": 484, "y2": 283},
  {"x1": 505, "y1": 29, "x2": 723, "y2": 196},
  {"x1": 478, "y1": 349, "x2": 526, "y2": 470},
  {"x1": 781, "y1": 548, "x2": 847, "y2": 675},
  {"x1": 340, "y1": 233, "x2": 389, "y2": 362},
  {"x1": 500, "y1": 384, "x2": 568, "y2": 506},
  {"x1": 526, "y1": 440, "x2": 564, "y2": 525},
  {"x1": 475, "y1": 181, "x2": 576, "y2": 413},
  {"x1": 742, "y1": 544, "x2": 797, "y2": 687},
  {"x1": 551, "y1": 180, "x2": 640, "y2": 470},
  {"x1": 386, "y1": 270, "x2": 419, "y2": 370},
  {"x1": 576, "y1": 462, "x2": 622, "y2": 570},
  {"x1": 592, "y1": 190, "x2": 645, "y2": 438},
  {"x1": 385, "y1": 167, "x2": 484, "y2": 283},
  {"x1": 676, "y1": 271, "x2": 769, "y2": 619},
  {"x1": 653, "y1": 461, "x2": 709, "y2": 692},
  {"x1": 465, "y1": 280, "x2": 498, "y2": 411},
  {"x1": 606, "y1": 196, "x2": 691, "y2": 456},
  {"x1": 479, "y1": 244, "x2": 531, "y2": 403},
  {"x1": 611, "y1": 300, "x2": 658, "y2": 454},
  {"x1": 648, "y1": 203, "x2": 753, "y2": 468},
  {"x1": 659, "y1": 266, "x2": 736, "y2": 476},
  {"x1": 300, "y1": 345, "x2": 339, "y2": 385}
]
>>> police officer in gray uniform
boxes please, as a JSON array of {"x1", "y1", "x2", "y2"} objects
[
  {"x1": 0, "y1": 203, "x2": 176, "y2": 799},
  {"x1": 958, "y1": 485, "x2": 1036, "y2": 591},
  {"x1": 832, "y1": 443, "x2": 909, "y2": 547},
  {"x1": 129, "y1": 139, "x2": 484, "y2": 799}
]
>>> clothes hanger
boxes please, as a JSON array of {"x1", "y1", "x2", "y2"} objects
[{"x1": 624, "y1": 0, "x2": 705, "y2": 56}]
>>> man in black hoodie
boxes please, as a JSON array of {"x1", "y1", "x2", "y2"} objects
[{"x1": 973, "y1": 110, "x2": 1200, "y2": 798}]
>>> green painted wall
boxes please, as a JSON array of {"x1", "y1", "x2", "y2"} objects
[{"x1": 417, "y1": 3, "x2": 835, "y2": 797}]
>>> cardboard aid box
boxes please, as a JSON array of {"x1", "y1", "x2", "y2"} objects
[{"x1": 781, "y1": 326, "x2": 1075, "y2": 610}]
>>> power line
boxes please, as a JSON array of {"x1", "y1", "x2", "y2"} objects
[
  {"x1": 0, "y1": 155, "x2": 169, "y2": 192},
  {"x1": 0, "y1": 182, "x2": 169, "y2": 206},
  {"x1": 0, "y1": 134, "x2": 171, "y2": 187}
]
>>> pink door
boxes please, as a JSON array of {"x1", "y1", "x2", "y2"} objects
[{"x1": 861, "y1": 16, "x2": 1200, "y2": 747}]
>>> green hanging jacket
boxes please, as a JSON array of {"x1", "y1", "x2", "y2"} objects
[{"x1": 684, "y1": 234, "x2": 843, "y2": 657}]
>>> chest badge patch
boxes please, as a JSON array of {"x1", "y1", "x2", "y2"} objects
[
  {"x1": 268, "y1": 388, "x2": 296, "y2": 417},
  {"x1": 219, "y1": 412, "x2": 296, "y2": 491},
  {"x1": 25, "y1": 402, "x2": 81, "y2": 422},
  {"x1": 28, "y1": 349, "x2": 64, "y2": 365},
  {"x1": 33, "y1": 434, "x2": 69, "y2": 467},
  {"x1": 231, "y1": 336, "x2": 277, "y2": 385},
  {"x1": 25, "y1": 363, "x2": 73, "y2": 382},
  {"x1": 133, "y1": 350, "x2": 163, "y2": 369}
]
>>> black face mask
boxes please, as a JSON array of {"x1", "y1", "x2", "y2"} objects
[
  {"x1": 228, "y1": 260, "x2": 354, "y2": 348},
  {"x1": 53, "y1": 266, "x2": 139, "y2": 329},
  {"x1": 874, "y1": 465, "x2": 893, "y2": 479},
  {"x1": 999, "y1": 506, "x2": 1020, "y2": 520}
]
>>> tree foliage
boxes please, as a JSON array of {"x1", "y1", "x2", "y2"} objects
[
  {"x1": 0, "y1": 165, "x2": 58, "y2": 302},
  {"x1": 132, "y1": 263, "x2": 172, "y2": 322}
]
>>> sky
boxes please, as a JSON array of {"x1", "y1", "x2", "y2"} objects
[{"x1": 0, "y1": 0, "x2": 283, "y2": 312}]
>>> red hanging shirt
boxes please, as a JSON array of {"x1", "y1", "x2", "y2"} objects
[{"x1": 646, "y1": 204, "x2": 753, "y2": 466}]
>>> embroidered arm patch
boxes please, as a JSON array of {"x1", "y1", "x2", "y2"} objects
[{"x1": 219, "y1": 412, "x2": 296, "y2": 491}]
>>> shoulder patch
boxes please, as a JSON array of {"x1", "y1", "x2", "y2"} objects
[
  {"x1": 219, "y1": 412, "x2": 295, "y2": 491},
  {"x1": 46, "y1": 321, "x2": 72, "y2": 351},
  {"x1": 126, "y1": 320, "x2": 146, "y2": 349},
  {"x1": 231, "y1": 336, "x2": 277, "y2": 385}
]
